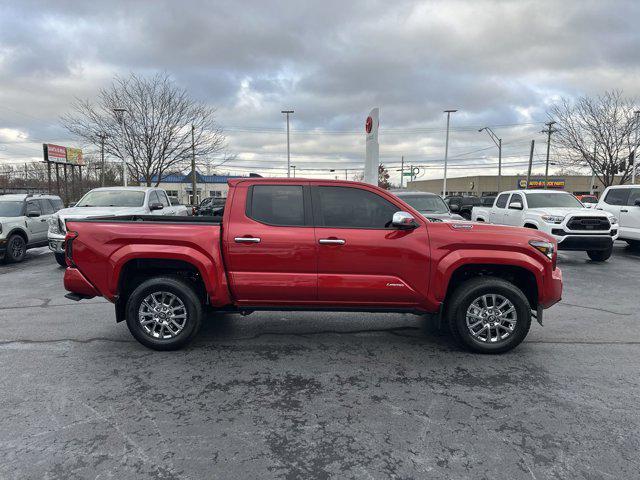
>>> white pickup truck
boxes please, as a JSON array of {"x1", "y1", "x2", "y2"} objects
[
  {"x1": 471, "y1": 189, "x2": 619, "y2": 261},
  {"x1": 48, "y1": 187, "x2": 189, "y2": 266}
]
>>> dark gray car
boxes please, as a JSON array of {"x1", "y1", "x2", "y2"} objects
[{"x1": 392, "y1": 191, "x2": 465, "y2": 222}]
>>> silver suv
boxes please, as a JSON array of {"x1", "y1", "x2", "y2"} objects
[{"x1": 0, "y1": 194, "x2": 64, "y2": 263}]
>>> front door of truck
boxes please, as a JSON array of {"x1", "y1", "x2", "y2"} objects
[
  {"x1": 224, "y1": 182, "x2": 317, "y2": 305},
  {"x1": 311, "y1": 183, "x2": 430, "y2": 308},
  {"x1": 620, "y1": 188, "x2": 640, "y2": 238},
  {"x1": 490, "y1": 193, "x2": 510, "y2": 224}
]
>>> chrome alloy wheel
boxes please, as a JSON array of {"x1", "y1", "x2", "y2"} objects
[
  {"x1": 465, "y1": 294, "x2": 517, "y2": 343},
  {"x1": 138, "y1": 291, "x2": 187, "y2": 339}
]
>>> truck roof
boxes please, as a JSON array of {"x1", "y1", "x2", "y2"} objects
[
  {"x1": 502, "y1": 189, "x2": 570, "y2": 195},
  {"x1": 0, "y1": 193, "x2": 61, "y2": 201},
  {"x1": 84, "y1": 186, "x2": 160, "y2": 192},
  {"x1": 228, "y1": 178, "x2": 374, "y2": 187}
]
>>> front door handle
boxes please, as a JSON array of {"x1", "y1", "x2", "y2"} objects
[
  {"x1": 621, "y1": 209, "x2": 629, "y2": 213},
  {"x1": 319, "y1": 238, "x2": 346, "y2": 245},
  {"x1": 235, "y1": 237, "x2": 261, "y2": 243}
]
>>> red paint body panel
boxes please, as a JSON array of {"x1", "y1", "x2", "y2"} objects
[{"x1": 64, "y1": 178, "x2": 562, "y2": 315}]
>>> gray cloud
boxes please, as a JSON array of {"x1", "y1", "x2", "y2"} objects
[{"x1": 1, "y1": 0, "x2": 639, "y2": 181}]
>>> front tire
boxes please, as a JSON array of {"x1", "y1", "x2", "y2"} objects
[
  {"x1": 4, "y1": 234, "x2": 26, "y2": 263},
  {"x1": 125, "y1": 276, "x2": 202, "y2": 351},
  {"x1": 446, "y1": 277, "x2": 532, "y2": 354},
  {"x1": 54, "y1": 252, "x2": 67, "y2": 267},
  {"x1": 587, "y1": 246, "x2": 612, "y2": 262}
]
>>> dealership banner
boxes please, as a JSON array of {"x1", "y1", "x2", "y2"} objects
[{"x1": 518, "y1": 178, "x2": 565, "y2": 189}]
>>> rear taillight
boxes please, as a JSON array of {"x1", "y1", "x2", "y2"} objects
[{"x1": 65, "y1": 231, "x2": 78, "y2": 267}]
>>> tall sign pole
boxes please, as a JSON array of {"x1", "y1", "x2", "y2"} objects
[
  {"x1": 443, "y1": 109, "x2": 457, "y2": 196},
  {"x1": 364, "y1": 108, "x2": 379, "y2": 185}
]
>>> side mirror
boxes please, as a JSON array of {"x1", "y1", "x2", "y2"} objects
[
  {"x1": 509, "y1": 201, "x2": 523, "y2": 210},
  {"x1": 635, "y1": 198, "x2": 640, "y2": 207},
  {"x1": 149, "y1": 202, "x2": 164, "y2": 211},
  {"x1": 27, "y1": 211, "x2": 40, "y2": 218},
  {"x1": 392, "y1": 211, "x2": 418, "y2": 229},
  {"x1": 449, "y1": 204, "x2": 460, "y2": 212},
  {"x1": 68, "y1": 203, "x2": 76, "y2": 208}
]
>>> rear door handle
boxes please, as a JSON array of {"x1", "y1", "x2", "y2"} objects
[
  {"x1": 621, "y1": 209, "x2": 629, "y2": 213},
  {"x1": 234, "y1": 237, "x2": 261, "y2": 243},
  {"x1": 319, "y1": 238, "x2": 346, "y2": 245}
]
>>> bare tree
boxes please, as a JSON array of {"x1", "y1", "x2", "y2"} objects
[
  {"x1": 62, "y1": 73, "x2": 228, "y2": 186},
  {"x1": 549, "y1": 90, "x2": 639, "y2": 187}
]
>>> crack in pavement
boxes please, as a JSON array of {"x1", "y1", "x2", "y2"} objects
[
  {"x1": 557, "y1": 302, "x2": 632, "y2": 316},
  {"x1": 0, "y1": 300, "x2": 109, "y2": 311}
]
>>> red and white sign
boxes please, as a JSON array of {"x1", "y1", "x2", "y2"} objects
[
  {"x1": 365, "y1": 116, "x2": 372, "y2": 134},
  {"x1": 46, "y1": 144, "x2": 67, "y2": 163}
]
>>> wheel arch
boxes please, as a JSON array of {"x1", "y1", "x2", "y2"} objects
[{"x1": 6, "y1": 227, "x2": 29, "y2": 243}]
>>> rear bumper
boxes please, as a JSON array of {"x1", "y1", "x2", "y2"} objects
[
  {"x1": 64, "y1": 268, "x2": 99, "y2": 299},
  {"x1": 540, "y1": 267, "x2": 563, "y2": 309},
  {"x1": 556, "y1": 235, "x2": 613, "y2": 251}
]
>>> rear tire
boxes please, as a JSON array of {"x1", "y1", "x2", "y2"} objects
[
  {"x1": 54, "y1": 252, "x2": 67, "y2": 267},
  {"x1": 4, "y1": 234, "x2": 26, "y2": 263},
  {"x1": 125, "y1": 276, "x2": 202, "y2": 351},
  {"x1": 587, "y1": 246, "x2": 612, "y2": 262},
  {"x1": 446, "y1": 277, "x2": 532, "y2": 354}
]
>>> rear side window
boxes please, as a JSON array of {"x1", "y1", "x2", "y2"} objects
[
  {"x1": 315, "y1": 186, "x2": 398, "y2": 229},
  {"x1": 50, "y1": 198, "x2": 64, "y2": 211},
  {"x1": 26, "y1": 200, "x2": 41, "y2": 216},
  {"x1": 495, "y1": 193, "x2": 510, "y2": 208},
  {"x1": 604, "y1": 188, "x2": 630, "y2": 206},
  {"x1": 38, "y1": 199, "x2": 54, "y2": 215},
  {"x1": 247, "y1": 185, "x2": 305, "y2": 226},
  {"x1": 627, "y1": 188, "x2": 640, "y2": 206}
]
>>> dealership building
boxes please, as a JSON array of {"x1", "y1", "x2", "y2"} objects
[
  {"x1": 406, "y1": 174, "x2": 625, "y2": 197},
  {"x1": 147, "y1": 171, "x2": 258, "y2": 205}
]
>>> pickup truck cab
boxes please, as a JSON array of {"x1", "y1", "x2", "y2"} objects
[
  {"x1": 49, "y1": 187, "x2": 189, "y2": 266},
  {"x1": 596, "y1": 185, "x2": 640, "y2": 248},
  {"x1": 63, "y1": 179, "x2": 562, "y2": 354},
  {"x1": 472, "y1": 189, "x2": 618, "y2": 261}
]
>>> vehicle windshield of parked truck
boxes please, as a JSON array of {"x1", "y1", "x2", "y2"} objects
[
  {"x1": 525, "y1": 192, "x2": 583, "y2": 209},
  {"x1": 76, "y1": 190, "x2": 146, "y2": 207},
  {"x1": 0, "y1": 201, "x2": 24, "y2": 217},
  {"x1": 399, "y1": 194, "x2": 449, "y2": 213}
]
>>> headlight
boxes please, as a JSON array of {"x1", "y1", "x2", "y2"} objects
[
  {"x1": 48, "y1": 216, "x2": 60, "y2": 234},
  {"x1": 541, "y1": 215, "x2": 565, "y2": 224},
  {"x1": 610, "y1": 216, "x2": 618, "y2": 225},
  {"x1": 529, "y1": 239, "x2": 555, "y2": 259}
]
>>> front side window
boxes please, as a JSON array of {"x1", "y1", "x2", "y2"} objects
[
  {"x1": 248, "y1": 185, "x2": 305, "y2": 226},
  {"x1": 509, "y1": 193, "x2": 524, "y2": 207},
  {"x1": 76, "y1": 190, "x2": 145, "y2": 207},
  {"x1": 157, "y1": 191, "x2": 170, "y2": 207},
  {"x1": 315, "y1": 186, "x2": 398, "y2": 229},
  {"x1": 525, "y1": 192, "x2": 583, "y2": 209},
  {"x1": 148, "y1": 191, "x2": 161, "y2": 205},
  {"x1": 603, "y1": 188, "x2": 630, "y2": 206},
  {"x1": 495, "y1": 194, "x2": 510, "y2": 208},
  {"x1": 0, "y1": 201, "x2": 24, "y2": 217}
]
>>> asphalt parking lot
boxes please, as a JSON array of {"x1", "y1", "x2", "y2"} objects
[{"x1": 1, "y1": 244, "x2": 639, "y2": 479}]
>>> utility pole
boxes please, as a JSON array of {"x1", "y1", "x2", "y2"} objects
[
  {"x1": 281, "y1": 110, "x2": 294, "y2": 177},
  {"x1": 345, "y1": 169, "x2": 348, "y2": 180},
  {"x1": 633, "y1": 110, "x2": 640, "y2": 184},
  {"x1": 526, "y1": 140, "x2": 535, "y2": 189},
  {"x1": 113, "y1": 108, "x2": 129, "y2": 187},
  {"x1": 479, "y1": 127, "x2": 502, "y2": 192},
  {"x1": 291, "y1": 165, "x2": 296, "y2": 178},
  {"x1": 98, "y1": 133, "x2": 107, "y2": 187},
  {"x1": 400, "y1": 156, "x2": 405, "y2": 189},
  {"x1": 191, "y1": 124, "x2": 197, "y2": 205},
  {"x1": 442, "y1": 109, "x2": 457, "y2": 196},
  {"x1": 542, "y1": 121, "x2": 557, "y2": 189}
]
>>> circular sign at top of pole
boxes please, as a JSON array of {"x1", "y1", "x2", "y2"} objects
[{"x1": 365, "y1": 116, "x2": 373, "y2": 134}]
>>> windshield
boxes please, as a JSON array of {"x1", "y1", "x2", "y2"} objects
[
  {"x1": 0, "y1": 201, "x2": 24, "y2": 217},
  {"x1": 400, "y1": 195, "x2": 449, "y2": 213},
  {"x1": 525, "y1": 192, "x2": 583, "y2": 209},
  {"x1": 76, "y1": 190, "x2": 145, "y2": 207},
  {"x1": 581, "y1": 196, "x2": 597, "y2": 204}
]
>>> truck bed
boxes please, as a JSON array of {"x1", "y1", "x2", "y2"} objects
[{"x1": 67, "y1": 214, "x2": 222, "y2": 224}]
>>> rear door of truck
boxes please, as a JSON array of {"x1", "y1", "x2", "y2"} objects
[{"x1": 223, "y1": 181, "x2": 318, "y2": 304}]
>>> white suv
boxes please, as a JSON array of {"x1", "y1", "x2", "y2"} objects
[
  {"x1": 0, "y1": 194, "x2": 64, "y2": 263},
  {"x1": 596, "y1": 185, "x2": 640, "y2": 249},
  {"x1": 472, "y1": 189, "x2": 618, "y2": 261}
]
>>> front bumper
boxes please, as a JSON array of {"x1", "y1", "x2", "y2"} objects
[
  {"x1": 555, "y1": 235, "x2": 613, "y2": 251},
  {"x1": 540, "y1": 266, "x2": 563, "y2": 309},
  {"x1": 48, "y1": 232, "x2": 65, "y2": 253}
]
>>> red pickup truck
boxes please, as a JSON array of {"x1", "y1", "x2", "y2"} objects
[{"x1": 63, "y1": 179, "x2": 562, "y2": 353}]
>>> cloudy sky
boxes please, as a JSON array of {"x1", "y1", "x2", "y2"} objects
[{"x1": 1, "y1": 0, "x2": 639, "y2": 184}]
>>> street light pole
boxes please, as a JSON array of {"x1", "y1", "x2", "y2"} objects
[
  {"x1": 542, "y1": 121, "x2": 557, "y2": 189},
  {"x1": 442, "y1": 109, "x2": 457, "y2": 197},
  {"x1": 633, "y1": 110, "x2": 640, "y2": 185},
  {"x1": 113, "y1": 108, "x2": 129, "y2": 187},
  {"x1": 478, "y1": 127, "x2": 502, "y2": 193},
  {"x1": 281, "y1": 110, "x2": 294, "y2": 177}
]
